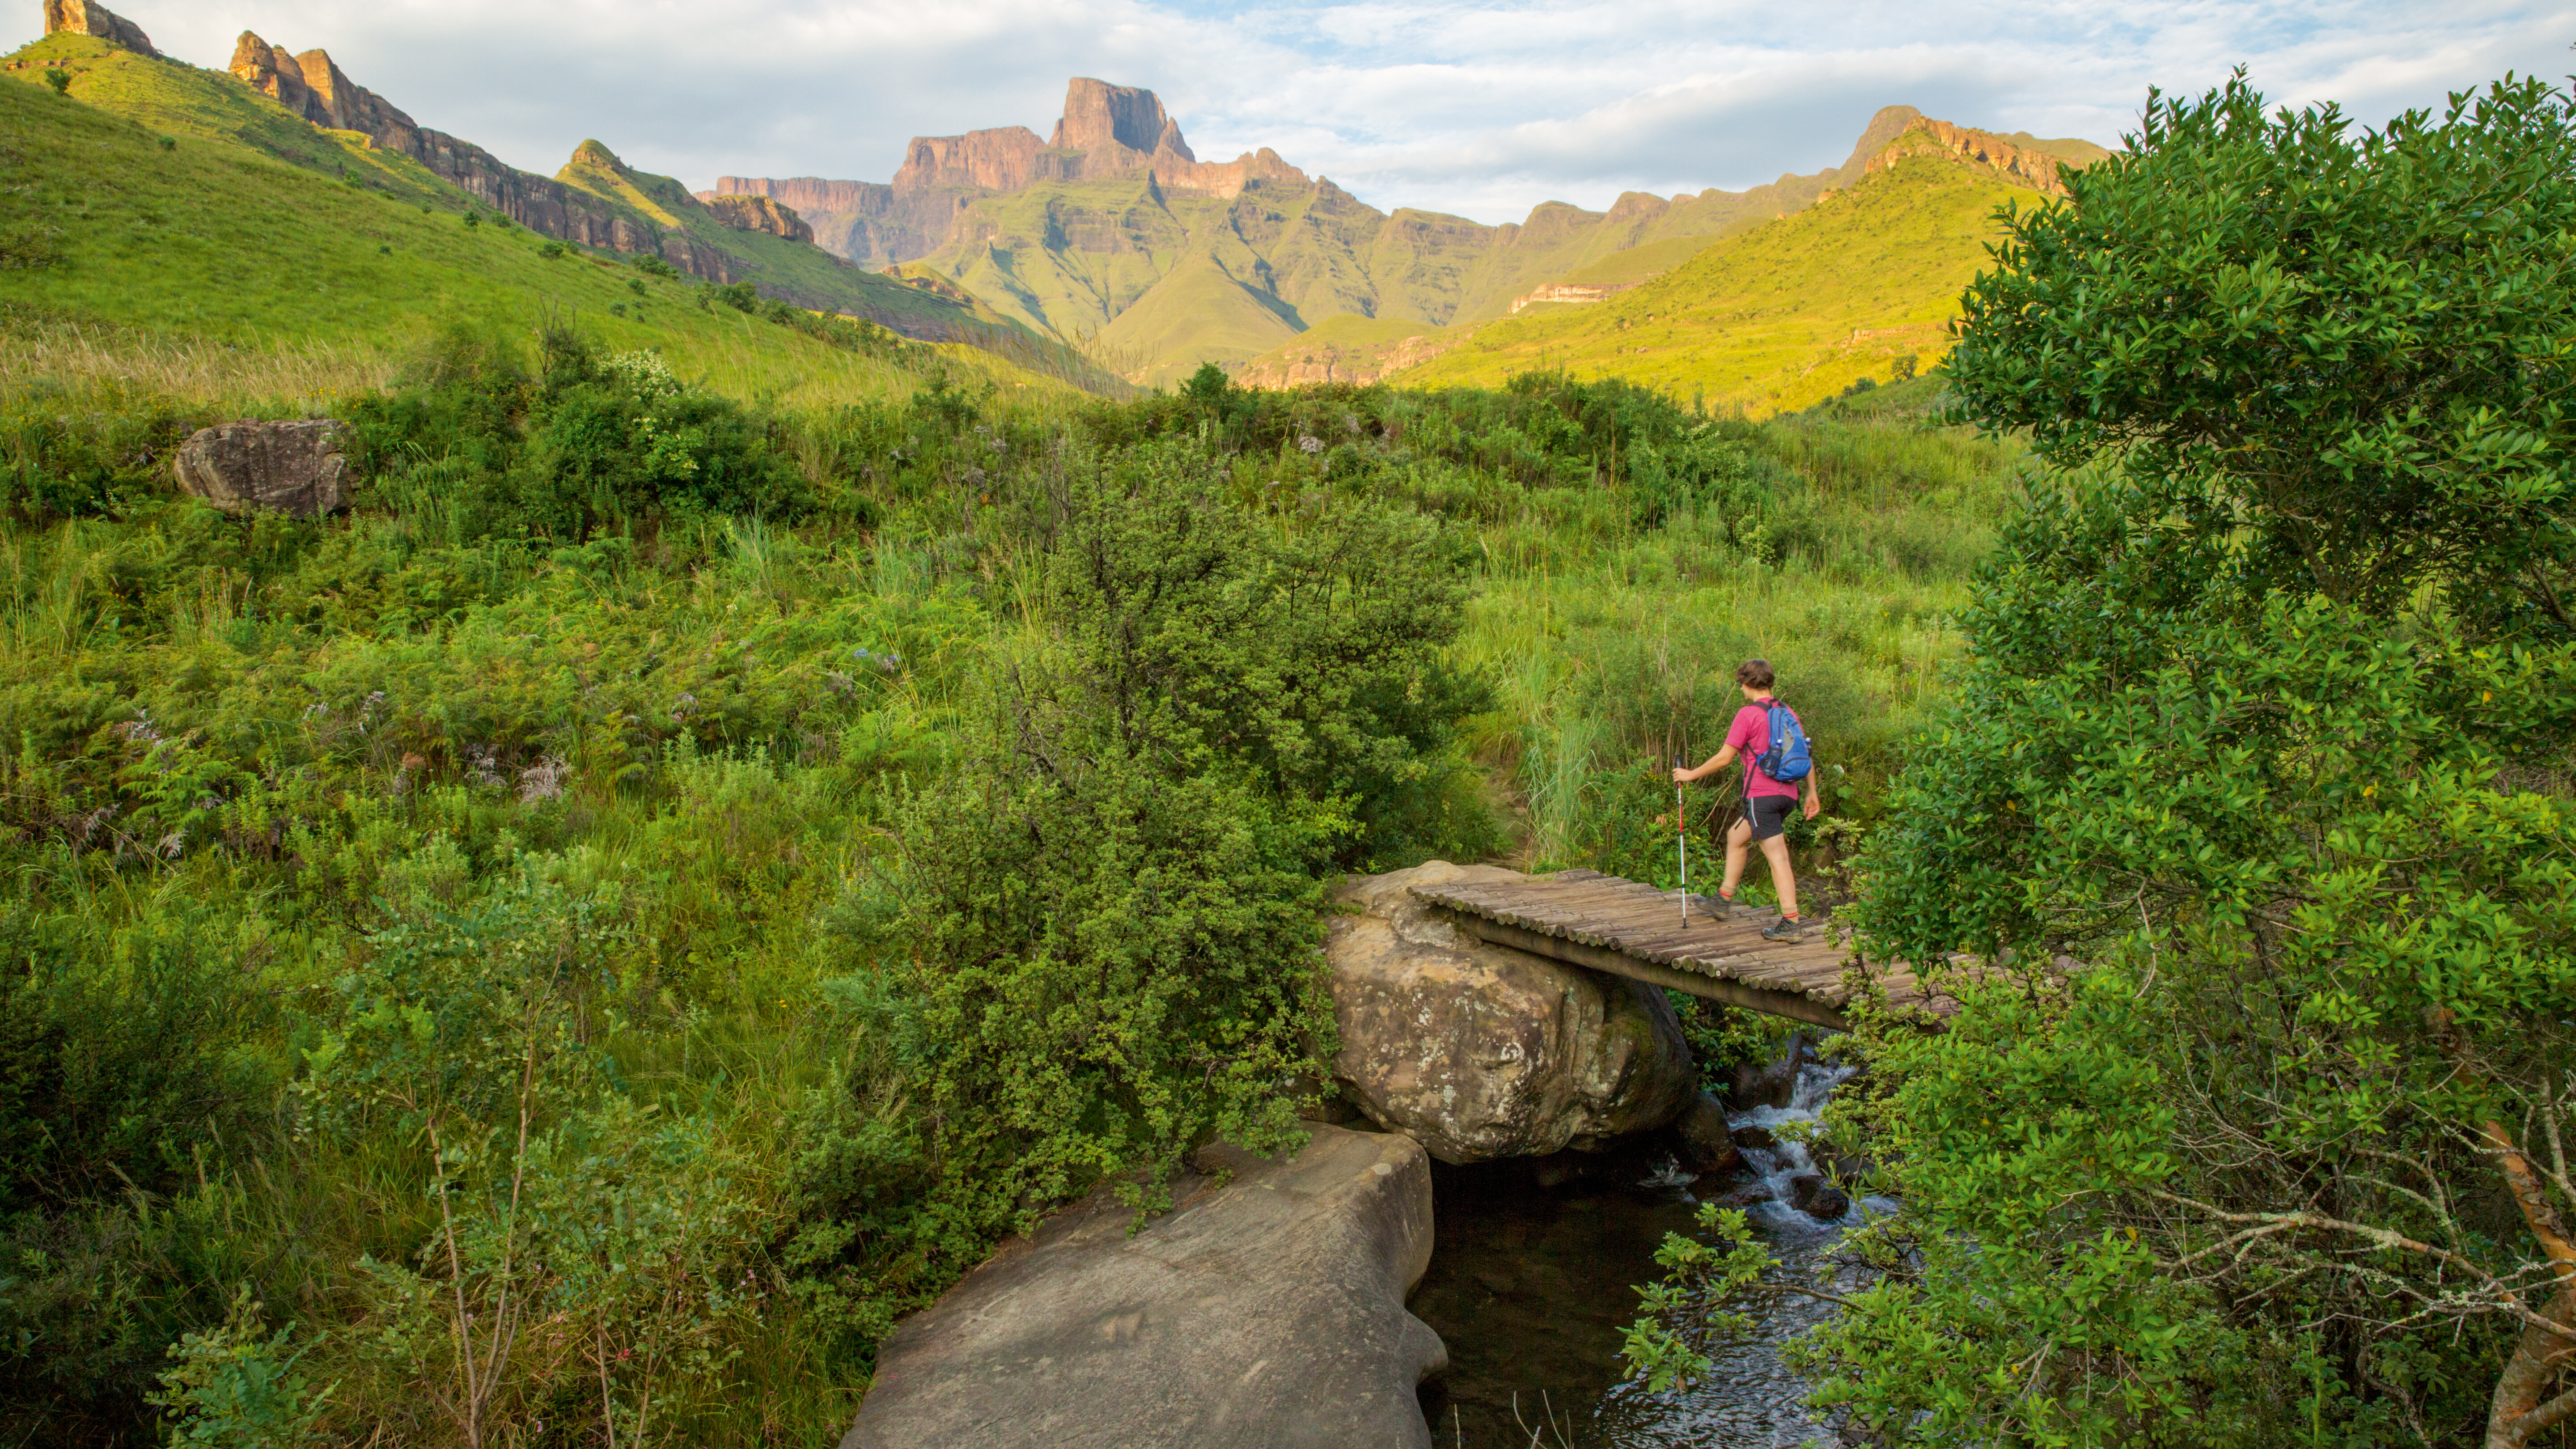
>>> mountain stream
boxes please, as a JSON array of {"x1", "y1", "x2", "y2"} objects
[{"x1": 1409, "y1": 1057, "x2": 1874, "y2": 1448}]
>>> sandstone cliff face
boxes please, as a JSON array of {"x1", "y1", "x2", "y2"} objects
[
  {"x1": 724, "y1": 87, "x2": 2106, "y2": 379},
  {"x1": 1052, "y1": 78, "x2": 1191, "y2": 160},
  {"x1": 701, "y1": 194, "x2": 813, "y2": 243},
  {"x1": 891, "y1": 126, "x2": 1046, "y2": 193},
  {"x1": 229, "y1": 35, "x2": 416, "y2": 143},
  {"x1": 1864, "y1": 118, "x2": 2076, "y2": 195},
  {"x1": 223, "y1": 31, "x2": 774, "y2": 286},
  {"x1": 715, "y1": 178, "x2": 967, "y2": 269},
  {"x1": 42, "y1": 0, "x2": 156, "y2": 56}
]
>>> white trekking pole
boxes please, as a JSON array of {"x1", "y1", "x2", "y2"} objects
[{"x1": 1676, "y1": 768, "x2": 1690, "y2": 927}]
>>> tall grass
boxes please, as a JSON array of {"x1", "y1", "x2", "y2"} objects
[
  {"x1": 1458, "y1": 404, "x2": 2020, "y2": 889},
  {"x1": 0, "y1": 312, "x2": 397, "y2": 410}
]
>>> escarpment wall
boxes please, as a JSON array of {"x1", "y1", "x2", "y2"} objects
[
  {"x1": 1865, "y1": 119, "x2": 2076, "y2": 195},
  {"x1": 224, "y1": 30, "x2": 776, "y2": 285}
]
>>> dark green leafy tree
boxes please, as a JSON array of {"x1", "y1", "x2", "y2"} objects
[
  {"x1": 801, "y1": 439, "x2": 1488, "y2": 1296},
  {"x1": 1632, "y1": 74, "x2": 2576, "y2": 1448}
]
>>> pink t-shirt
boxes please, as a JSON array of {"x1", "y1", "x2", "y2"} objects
[{"x1": 1726, "y1": 699, "x2": 1803, "y2": 801}]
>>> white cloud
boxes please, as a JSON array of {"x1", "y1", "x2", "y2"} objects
[{"x1": 29, "y1": 0, "x2": 2574, "y2": 223}]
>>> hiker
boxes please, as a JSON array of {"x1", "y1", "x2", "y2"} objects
[{"x1": 1672, "y1": 658, "x2": 1821, "y2": 941}]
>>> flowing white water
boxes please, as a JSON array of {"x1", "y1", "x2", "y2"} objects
[{"x1": 1410, "y1": 1052, "x2": 1884, "y2": 1447}]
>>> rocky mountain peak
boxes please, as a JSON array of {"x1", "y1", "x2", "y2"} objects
[
  {"x1": 42, "y1": 0, "x2": 157, "y2": 57},
  {"x1": 1051, "y1": 78, "x2": 1194, "y2": 163}
]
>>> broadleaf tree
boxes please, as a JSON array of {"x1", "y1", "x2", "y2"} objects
[{"x1": 1636, "y1": 72, "x2": 2576, "y2": 1449}]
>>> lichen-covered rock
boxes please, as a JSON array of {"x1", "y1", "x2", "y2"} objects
[
  {"x1": 172, "y1": 421, "x2": 351, "y2": 517},
  {"x1": 1326, "y1": 861, "x2": 1696, "y2": 1163},
  {"x1": 841, "y1": 1126, "x2": 1443, "y2": 1449}
]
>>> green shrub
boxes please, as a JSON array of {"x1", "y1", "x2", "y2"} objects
[
  {"x1": 350, "y1": 324, "x2": 810, "y2": 538},
  {"x1": 1674, "y1": 73, "x2": 2576, "y2": 1449}
]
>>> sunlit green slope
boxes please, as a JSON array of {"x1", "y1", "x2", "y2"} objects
[
  {"x1": 0, "y1": 37, "x2": 1071, "y2": 406},
  {"x1": 1385, "y1": 154, "x2": 2026, "y2": 415}
]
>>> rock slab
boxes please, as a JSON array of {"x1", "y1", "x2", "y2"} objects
[
  {"x1": 173, "y1": 421, "x2": 351, "y2": 517},
  {"x1": 1328, "y1": 861, "x2": 1696, "y2": 1163},
  {"x1": 842, "y1": 1125, "x2": 1444, "y2": 1449}
]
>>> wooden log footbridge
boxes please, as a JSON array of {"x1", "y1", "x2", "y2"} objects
[{"x1": 1409, "y1": 869, "x2": 1953, "y2": 1030}]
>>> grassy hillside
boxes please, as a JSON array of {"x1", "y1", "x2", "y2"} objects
[
  {"x1": 1386, "y1": 155, "x2": 2027, "y2": 415},
  {"x1": 1548, "y1": 229, "x2": 1737, "y2": 290},
  {"x1": 904, "y1": 108, "x2": 1975, "y2": 385},
  {"x1": 1230, "y1": 313, "x2": 1453, "y2": 387},
  {"x1": 3, "y1": 34, "x2": 1085, "y2": 383},
  {"x1": 0, "y1": 41, "x2": 1076, "y2": 407},
  {"x1": 925, "y1": 105, "x2": 2102, "y2": 389}
]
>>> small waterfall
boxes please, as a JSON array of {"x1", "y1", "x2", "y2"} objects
[
  {"x1": 1411, "y1": 1042, "x2": 1884, "y2": 1447},
  {"x1": 1722, "y1": 1057, "x2": 1873, "y2": 1229}
]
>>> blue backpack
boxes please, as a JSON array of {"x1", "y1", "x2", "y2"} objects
[{"x1": 1754, "y1": 699, "x2": 1813, "y2": 784}]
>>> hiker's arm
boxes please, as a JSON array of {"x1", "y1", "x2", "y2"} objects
[
  {"x1": 1803, "y1": 771, "x2": 1823, "y2": 819},
  {"x1": 1674, "y1": 746, "x2": 1738, "y2": 784}
]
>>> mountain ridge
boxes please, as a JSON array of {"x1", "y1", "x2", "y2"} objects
[
  {"x1": 1234, "y1": 144, "x2": 2042, "y2": 414},
  {"x1": 25, "y1": 0, "x2": 1045, "y2": 347},
  {"x1": 719, "y1": 89, "x2": 2106, "y2": 382}
]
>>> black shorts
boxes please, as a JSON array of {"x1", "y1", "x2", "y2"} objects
[{"x1": 1743, "y1": 793, "x2": 1798, "y2": 842}]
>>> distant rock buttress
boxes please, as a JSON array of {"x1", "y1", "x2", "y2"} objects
[{"x1": 42, "y1": 0, "x2": 157, "y2": 56}]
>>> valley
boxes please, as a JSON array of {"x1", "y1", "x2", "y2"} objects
[{"x1": 6, "y1": 6, "x2": 2569, "y2": 1449}]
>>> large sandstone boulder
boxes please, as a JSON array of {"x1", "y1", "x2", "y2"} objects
[
  {"x1": 843, "y1": 1125, "x2": 1443, "y2": 1449},
  {"x1": 1328, "y1": 861, "x2": 1696, "y2": 1163},
  {"x1": 172, "y1": 421, "x2": 351, "y2": 517}
]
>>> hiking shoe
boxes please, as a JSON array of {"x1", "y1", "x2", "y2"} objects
[
  {"x1": 1759, "y1": 915, "x2": 1808, "y2": 942},
  {"x1": 1688, "y1": 894, "x2": 1749, "y2": 921}
]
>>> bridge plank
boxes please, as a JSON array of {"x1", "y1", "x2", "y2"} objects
[{"x1": 1411, "y1": 869, "x2": 1953, "y2": 1022}]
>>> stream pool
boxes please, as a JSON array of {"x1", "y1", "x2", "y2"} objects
[{"x1": 1408, "y1": 1063, "x2": 1873, "y2": 1449}]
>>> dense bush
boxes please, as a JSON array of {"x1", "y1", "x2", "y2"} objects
[
  {"x1": 348, "y1": 324, "x2": 811, "y2": 540},
  {"x1": 1627, "y1": 74, "x2": 2576, "y2": 1449},
  {"x1": 0, "y1": 309, "x2": 2020, "y2": 1441}
]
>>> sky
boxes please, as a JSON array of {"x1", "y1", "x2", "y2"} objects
[{"x1": 30, "y1": 0, "x2": 2576, "y2": 224}]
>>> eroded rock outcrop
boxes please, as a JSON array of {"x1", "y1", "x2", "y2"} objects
[
  {"x1": 1866, "y1": 118, "x2": 2079, "y2": 196},
  {"x1": 842, "y1": 1126, "x2": 1443, "y2": 1449},
  {"x1": 701, "y1": 194, "x2": 812, "y2": 242},
  {"x1": 1328, "y1": 862, "x2": 1697, "y2": 1162},
  {"x1": 223, "y1": 33, "x2": 765, "y2": 289},
  {"x1": 42, "y1": 0, "x2": 156, "y2": 56},
  {"x1": 227, "y1": 36, "x2": 411, "y2": 141},
  {"x1": 173, "y1": 421, "x2": 351, "y2": 517}
]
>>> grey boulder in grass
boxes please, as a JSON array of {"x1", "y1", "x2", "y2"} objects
[
  {"x1": 841, "y1": 1125, "x2": 1445, "y2": 1449},
  {"x1": 173, "y1": 420, "x2": 351, "y2": 517}
]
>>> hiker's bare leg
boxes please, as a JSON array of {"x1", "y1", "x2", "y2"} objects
[
  {"x1": 1760, "y1": 834, "x2": 1798, "y2": 918},
  {"x1": 1722, "y1": 816, "x2": 1753, "y2": 897}
]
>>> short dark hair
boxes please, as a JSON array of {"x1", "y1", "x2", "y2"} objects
[{"x1": 1736, "y1": 658, "x2": 1775, "y2": 690}]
